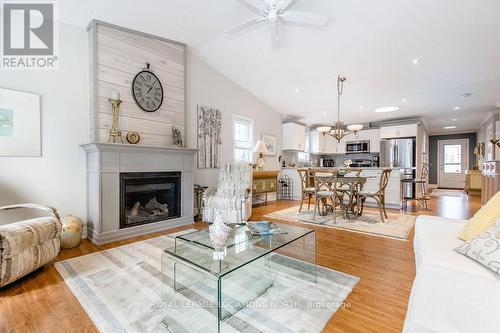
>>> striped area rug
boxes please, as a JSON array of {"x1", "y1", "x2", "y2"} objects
[{"x1": 55, "y1": 229, "x2": 359, "y2": 333}]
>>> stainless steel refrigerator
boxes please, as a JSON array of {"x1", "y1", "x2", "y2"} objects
[{"x1": 380, "y1": 138, "x2": 416, "y2": 198}]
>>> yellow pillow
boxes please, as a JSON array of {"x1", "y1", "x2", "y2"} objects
[{"x1": 458, "y1": 190, "x2": 500, "y2": 241}]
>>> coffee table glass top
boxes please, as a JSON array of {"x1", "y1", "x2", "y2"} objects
[{"x1": 165, "y1": 223, "x2": 314, "y2": 277}]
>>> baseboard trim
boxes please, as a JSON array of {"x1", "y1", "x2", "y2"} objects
[{"x1": 87, "y1": 216, "x2": 194, "y2": 245}]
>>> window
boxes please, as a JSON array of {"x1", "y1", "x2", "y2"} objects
[
  {"x1": 444, "y1": 144, "x2": 461, "y2": 173},
  {"x1": 233, "y1": 115, "x2": 254, "y2": 163}
]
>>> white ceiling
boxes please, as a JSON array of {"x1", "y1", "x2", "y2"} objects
[{"x1": 60, "y1": 0, "x2": 500, "y2": 134}]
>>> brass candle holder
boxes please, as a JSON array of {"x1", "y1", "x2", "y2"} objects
[{"x1": 108, "y1": 98, "x2": 123, "y2": 143}]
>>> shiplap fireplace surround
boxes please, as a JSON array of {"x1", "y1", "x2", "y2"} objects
[{"x1": 81, "y1": 21, "x2": 195, "y2": 244}]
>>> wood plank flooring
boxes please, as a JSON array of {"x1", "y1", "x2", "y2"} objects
[{"x1": 0, "y1": 193, "x2": 480, "y2": 333}]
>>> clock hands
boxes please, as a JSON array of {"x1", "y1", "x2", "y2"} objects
[{"x1": 146, "y1": 80, "x2": 157, "y2": 95}]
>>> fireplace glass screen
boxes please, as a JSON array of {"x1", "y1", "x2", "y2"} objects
[{"x1": 120, "y1": 172, "x2": 181, "y2": 228}]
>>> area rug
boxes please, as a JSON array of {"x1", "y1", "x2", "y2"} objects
[
  {"x1": 55, "y1": 229, "x2": 359, "y2": 333},
  {"x1": 264, "y1": 206, "x2": 415, "y2": 240},
  {"x1": 430, "y1": 189, "x2": 464, "y2": 197}
]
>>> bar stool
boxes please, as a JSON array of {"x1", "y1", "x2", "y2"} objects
[{"x1": 401, "y1": 163, "x2": 430, "y2": 210}]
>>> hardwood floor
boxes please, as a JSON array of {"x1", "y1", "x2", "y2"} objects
[{"x1": 0, "y1": 194, "x2": 480, "y2": 333}]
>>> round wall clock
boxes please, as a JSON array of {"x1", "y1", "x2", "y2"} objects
[{"x1": 131, "y1": 63, "x2": 163, "y2": 112}]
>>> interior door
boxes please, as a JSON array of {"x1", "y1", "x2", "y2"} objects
[{"x1": 438, "y1": 139, "x2": 468, "y2": 189}]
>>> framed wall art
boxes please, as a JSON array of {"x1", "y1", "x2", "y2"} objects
[
  {"x1": 197, "y1": 105, "x2": 222, "y2": 168},
  {"x1": 262, "y1": 134, "x2": 277, "y2": 156},
  {"x1": 0, "y1": 88, "x2": 41, "y2": 156}
]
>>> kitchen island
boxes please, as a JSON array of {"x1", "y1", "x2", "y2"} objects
[{"x1": 281, "y1": 167, "x2": 402, "y2": 209}]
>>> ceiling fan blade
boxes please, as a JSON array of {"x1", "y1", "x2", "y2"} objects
[
  {"x1": 224, "y1": 16, "x2": 266, "y2": 36},
  {"x1": 239, "y1": 0, "x2": 265, "y2": 13},
  {"x1": 277, "y1": 0, "x2": 296, "y2": 11},
  {"x1": 280, "y1": 10, "x2": 329, "y2": 27},
  {"x1": 268, "y1": 20, "x2": 282, "y2": 48}
]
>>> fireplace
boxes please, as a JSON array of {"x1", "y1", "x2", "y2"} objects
[{"x1": 120, "y1": 172, "x2": 181, "y2": 229}]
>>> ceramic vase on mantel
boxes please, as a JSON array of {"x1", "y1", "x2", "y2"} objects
[{"x1": 209, "y1": 213, "x2": 232, "y2": 252}]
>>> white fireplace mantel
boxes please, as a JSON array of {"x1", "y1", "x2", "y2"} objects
[{"x1": 80, "y1": 142, "x2": 197, "y2": 245}]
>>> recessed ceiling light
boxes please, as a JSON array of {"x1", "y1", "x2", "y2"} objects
[
  {"x1": 452, "y1": 118, "x2": 458, "y2": 121},
  {"x1": 359, "y1": 105, "x2": 363, "y2": 110},
  {"x1": 402, "y1": 98, "x2": 407, "y2": 103},
  {"x1": 323, "y1": 111, "x2": 327, "y2": 115},
  {"x1": 375, "y1": 106, "x2": 400, "y2": 113},
  {"x1": 412, "y1": 58, "x2": 419, "y2": 64},
  {"x1": 453, "y1": 106, "x2": 461, "y2": 110},
  {"x1": 295, "y1": 88, "x2": 300, "y2": 93},
  {"x1": 443, "y1": 126, "x2": 457, "y2": 130}
]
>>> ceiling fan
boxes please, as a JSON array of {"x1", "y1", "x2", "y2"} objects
[{"x1": 224, "y1": 0, "x2": 329, "y2": 44}]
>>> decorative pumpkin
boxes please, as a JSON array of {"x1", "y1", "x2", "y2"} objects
[{"x1": 60, "y1": 215, "x2": 83, "y2": 249}]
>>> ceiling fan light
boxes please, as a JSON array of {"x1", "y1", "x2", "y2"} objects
[
  {"x1": 347, "y1": 124, "x2": 363, "y2": 133},
  {"x1": 317, "y1": 126, "x2": 331, "y2": 133}
]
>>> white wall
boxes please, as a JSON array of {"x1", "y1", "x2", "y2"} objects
[
  {"x1": 0, "y1": 22, "x2": 284, "y2": 227},
  {"x1": 0, "y1": 22, "x2": 89, "y2": 224},
  {"x1": 186, "y1": 53, "x2": 283, "y2": 188}
]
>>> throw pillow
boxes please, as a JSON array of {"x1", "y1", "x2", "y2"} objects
[
  {"x1": 455, "y1": 221, "x2": 500, "y2": 276},
  {"x1": 458, "y1": 190, "x2": 500, "y2": 241}
]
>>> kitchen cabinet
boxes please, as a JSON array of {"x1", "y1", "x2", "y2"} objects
[
  {"x1": 380, "y1": 124, "x2": 418, "y2": 139},
  {"x1": 310, "y1": 130, "x2": 326, "y2": 154},
  {"x1": 282, "y1": 123, "x2": 306, "y2": 151}
]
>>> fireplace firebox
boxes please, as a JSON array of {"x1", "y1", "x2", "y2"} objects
[{"x1": 120, "y1": 172, "x2": 181, "y2": 229}]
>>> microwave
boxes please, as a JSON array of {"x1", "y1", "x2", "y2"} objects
[{"x1": 346, "y1": 140, "x2": 370, "y2": 154}]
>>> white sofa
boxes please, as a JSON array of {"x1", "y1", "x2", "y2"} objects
[{"x1": 404, "y1": 215, "x2": 500, "y2": 333}]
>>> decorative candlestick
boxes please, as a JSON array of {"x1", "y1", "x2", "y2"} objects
[{"x1": 108, "y1": 98, "x2": 123, "y2": 143}]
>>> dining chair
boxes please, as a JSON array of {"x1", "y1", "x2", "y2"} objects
[
  {"x1": 358, "y1": 168, "x2": 392, "y2": 223},
  {"x1": 336, "y1": 168, "x2": 362, "y2": 199},
  {"x1": 310, "y1": 169, "x2": 340, "y2": 221},
  {"x1": 297, "y1": 168, "x2": 315, "y2": 212}
]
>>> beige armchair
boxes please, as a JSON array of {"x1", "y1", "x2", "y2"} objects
[
  {"x1": 202, "y1": 164, "x2": 253, "y2": 224},
  {"x1": 0, "y1": 204, "x2": 61, "y2": 288}
]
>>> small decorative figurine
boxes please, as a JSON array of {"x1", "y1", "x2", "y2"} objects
[{"x1": 172, "y1": 126, "x2": 183, "y2": 146}]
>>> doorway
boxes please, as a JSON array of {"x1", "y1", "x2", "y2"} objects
[{"x1": 438, "y1": 139, "x2": 468, "y2": 189}]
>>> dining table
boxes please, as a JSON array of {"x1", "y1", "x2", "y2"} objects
[{"x1": 314, "y1": 172, "x2": 374, "y2": 220}]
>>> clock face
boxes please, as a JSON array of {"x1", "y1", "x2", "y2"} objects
[{"x1": 131, "y1": 70, "x2": 163, "y2": 112}]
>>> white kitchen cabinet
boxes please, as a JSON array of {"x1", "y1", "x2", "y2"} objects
[
  {"x1": 365, "y1": 129, "x2": 381, "y2": 153},
  {"x1": 282, "y1": 123, "x2": 306, "y2": 151},
  {"x1": 310, "y1": 130, "x2": 326, "y2": 154},
  {"x1": 324, "y1": 135, "x2": 337, "y2": 154},
  {"x1": 380, "y1": 124, "x2": 418, "y2": 139}
]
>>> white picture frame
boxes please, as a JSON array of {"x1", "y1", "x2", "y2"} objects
[
  {"x1": 0, "y1": 88, "x2": 41, "y2": 156},
  {"x1": 262, "y1": 134, "x2": 277, "y2": 156}
]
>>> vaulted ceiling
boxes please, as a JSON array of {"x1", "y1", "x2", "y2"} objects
[{"x1": 60, "y1": 0, "x2": 500, "y2": 134}]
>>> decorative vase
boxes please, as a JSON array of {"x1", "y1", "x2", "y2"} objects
[
  {"x1": 209, "y1": 213, "x2": 231, "y2": 251},
  {"x1": 60, "y1": 215, "x2": 83, "y2": 249}
]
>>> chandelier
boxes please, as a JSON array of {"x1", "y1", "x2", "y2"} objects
[{"x1": 317, "y1": 76, "x2": 363, "y2": 143}]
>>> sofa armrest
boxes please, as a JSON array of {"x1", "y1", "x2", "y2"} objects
[
  {"x1": 0, "y1": 216, "x2": 62, "y2": 259},
  {"x1": 0, "y1": 203, "x2": 60, "y2": 220}
]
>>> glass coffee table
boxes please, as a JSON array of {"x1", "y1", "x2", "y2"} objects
[{"x1": 161, "y1": 223, "x2": 316, "y2": 332}]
